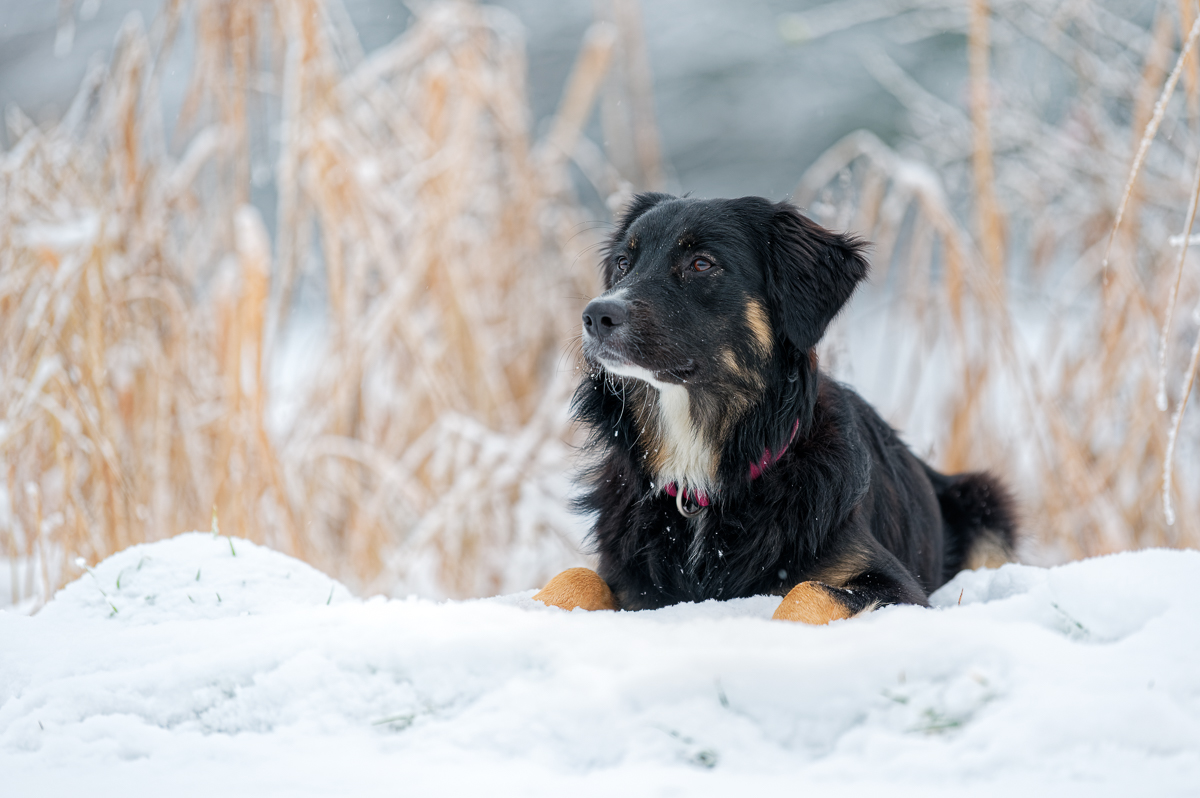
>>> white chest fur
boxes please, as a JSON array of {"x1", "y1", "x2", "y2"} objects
[{"x1": 601, "y1": 360, "x2": 718, "y2": 494}]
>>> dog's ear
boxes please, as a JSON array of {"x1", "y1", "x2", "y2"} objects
[
  {"x1": 602, "y1": 192, "x2": 675, "y2": 287},
  {"x1": 764, "y1": 202, "x2": 869, "y2": 352}
]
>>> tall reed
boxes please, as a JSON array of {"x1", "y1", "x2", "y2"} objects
[
  {"x1": 4, "y1": 0, "x2": 1198, "y2": 609},
  {"x1": 792, "y1": 0, "x2": 1200, "y2": 558},
  {"x1": 0, "y1": 0, "x2": 649, "y2": 604}
]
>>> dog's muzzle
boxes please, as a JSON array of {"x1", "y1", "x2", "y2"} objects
[{"x1": 582, "y1": 298, "x2": 628, "y2": 344}]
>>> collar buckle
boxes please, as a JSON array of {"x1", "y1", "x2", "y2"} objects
[{"x1": 676, "y1": 490, "x2": 705, "y2": 518}]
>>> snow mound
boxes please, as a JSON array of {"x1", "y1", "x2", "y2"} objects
[
  {"x1": 3, "y1": 538, "x2": 1199, "y2": 797},
  {"x1": 38, "y1": 532, "x2": 354, "y2": 624},
  {"x1": 933, "y1": 548, "x2": 1185, "y2": 642}
]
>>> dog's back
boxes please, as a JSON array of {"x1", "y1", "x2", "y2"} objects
[{"x1": 841, "y1": 386, "x2": 1019, "y2": 586}]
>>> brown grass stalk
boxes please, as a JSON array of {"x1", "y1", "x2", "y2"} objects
[
  {"x1": 1, "y1": 0, "x2": 622, "y2": 605},
  {"x1": 793, "y1": 0, "x2": 1200, "y2": 557},
  {"x1": 6, "y1": 0, "x2": 1199, "y2": 607},
  {"x1": 968, "y1": 0, "x2": 1006, "y2": 297}
]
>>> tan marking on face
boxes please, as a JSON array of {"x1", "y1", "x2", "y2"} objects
[
  {"x1": 628, "y1": 235, "x2": 638, "y2": 250},
  {"x1": 721, "y1": 347, "x2": 740, "y2": 375},
  {"x1": 746, "y1": 300, "x2": 773, "y2": 356},
  {"x1": 533, "y1": 568, "x2": 617, "y2": 611},
  {"x1": 772, "y1": 581, "x2": 853, "y2": 624},
  {"x1": 718, "y1": 344, "x2": 765, "y2": 391}
]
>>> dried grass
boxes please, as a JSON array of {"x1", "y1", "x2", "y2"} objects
[
  {"x1": 4, "y1": 0, "x2": 1199, "y2": 607},
  {"x1": 798, "y1": 0, "x2": 1200, "y2": 559},
  {"x1": 0, "y1": 0, "x2": 647, "y2": 605}
]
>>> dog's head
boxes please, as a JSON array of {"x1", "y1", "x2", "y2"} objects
[
  {"x1": 579, "y1": 194, "x2": 868, "y2": 494},
  {"x1": 582, "y1": 193, "x2": 867, "y2": 388}
]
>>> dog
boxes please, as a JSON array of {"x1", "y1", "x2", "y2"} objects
[{"x1": 534, "y1": 194, "x2": 1016, "y2": 624}]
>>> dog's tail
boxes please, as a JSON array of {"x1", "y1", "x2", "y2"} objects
[{"x1": 924, "y1": 466, "x2": 1019, "y2": 580}]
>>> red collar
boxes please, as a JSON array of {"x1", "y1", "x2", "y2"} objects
[
  {"x1": 665, "y1": 419, "x2": 800, "y2": 514},
  {"x1": 749, "y1": 418, "x2": 801, "y2": 480}
]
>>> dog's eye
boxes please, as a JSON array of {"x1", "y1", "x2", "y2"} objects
[
  {"x1": 691, "y1": 257, "x2": 713, "y2": 272},
  {"x1": 616, "y1": 255, "x2": 631, "y2": 272}
]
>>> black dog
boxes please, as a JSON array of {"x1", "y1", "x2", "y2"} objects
[{"x1": 534, "y1": 194, "x2": 1016, "y2": 623}]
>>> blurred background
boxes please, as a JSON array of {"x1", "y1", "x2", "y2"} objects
[{"x1": 3, "y1": 0, "x2": 1199, "y2": 610}]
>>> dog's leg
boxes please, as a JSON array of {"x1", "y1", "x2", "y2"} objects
[
  {"x1": 533, "y1": 567, "x2": 618, "y2": 612},
  {"x1": 772, "y1": 581, "x2": 877, "y2": 624},
  {"x1": 774, "y1": 529, "x2": 932, "y2": 624}
]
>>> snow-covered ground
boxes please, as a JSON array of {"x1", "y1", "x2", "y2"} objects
[{"x1": 2, "y1": 533, "x2": 1198, "y2": 796}]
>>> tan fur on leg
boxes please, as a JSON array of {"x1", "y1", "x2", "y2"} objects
[
  {"x1": 533, "y1": 568, "x2": 618, "y2": 611},
  {"x1": 772, "y1": 581, "x2": 853, "y2": 624}
]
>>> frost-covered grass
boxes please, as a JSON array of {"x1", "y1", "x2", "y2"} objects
[
  {"x1": 0, "y1": 0, "x2": 610, "y2": 607},
  {"x1": 6, "y1": 0, "x2": 1200, "y2": 611},
  {"x1": 2, "y1": 533, "x2": 1198, "y2": 796}
]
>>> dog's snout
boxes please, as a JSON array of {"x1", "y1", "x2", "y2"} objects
[{"x1": 582, "y1": 299, "x2": 628, "y2": 342}]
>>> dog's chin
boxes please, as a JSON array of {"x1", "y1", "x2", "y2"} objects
[{"x1": 587, "y1": 346, "x2": 698, "y2": 388}]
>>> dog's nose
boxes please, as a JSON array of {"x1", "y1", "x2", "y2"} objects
[{"x1": 582, "y1": 299, "x2": 628, "y2": 342}]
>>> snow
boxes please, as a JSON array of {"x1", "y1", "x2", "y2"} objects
[{"x1": 2, "y1": 533, "x2": 1199, "y2": 796}]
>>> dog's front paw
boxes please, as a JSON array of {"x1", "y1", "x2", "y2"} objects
[
  {"x1": 772, "y1": 581, "x2": 857, "y2": 624},
  {"x1": 533, "y1": 568, "x2": 618, "y2": 611}
]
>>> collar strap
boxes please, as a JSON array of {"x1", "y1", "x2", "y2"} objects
[
  {"x1": 664, "y1": 418, "x2": 800, "y2": 516},
  {"x1": 749, "y1": 418, "x2": 801, "y2": 480}
]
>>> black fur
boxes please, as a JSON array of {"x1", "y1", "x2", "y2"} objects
[{"x1": 573, "y1": 194, "x2": 1017, "y2": 613}]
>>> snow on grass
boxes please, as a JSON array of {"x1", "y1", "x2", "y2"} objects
[{"x1": 2, "y1": 533, "x2": 1198, "y2": 796}]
